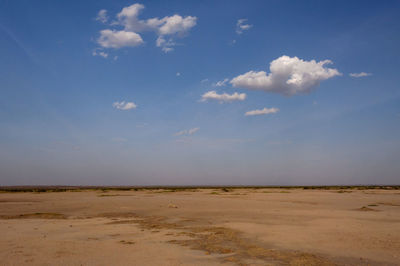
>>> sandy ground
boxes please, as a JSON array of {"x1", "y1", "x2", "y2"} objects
[{"x1": 0, "y1": 188, "x2": 399, "y2": 265}]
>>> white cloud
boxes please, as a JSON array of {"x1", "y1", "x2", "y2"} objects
[
  {"x1": 156, "y1": 36, "x2": 176, "y2": 52},
  {"x1": 201, "y1": 91, "x2": 246, "y2": 103},
  {"x1": 245, "y1": 107, "x2": 279, "y2": 116},
  {"x1": 188, "y1": 127, "x2": 199, "y2": 135},
  {"x1": 136, "y1": 123, "x2": 148, "y2": 128},
  {"x1": 96, "y1": 3, "x2": 197, "y2": 53},
  {"x1": 174, "y1": 127, "x2": 200, "y2": 136},
  {"x1": 174, "y1": 130, "x2": 186, "y2": 136},
  {"x1": 92, "y1": 50, "x2": 108, "y2": 58},
  {"x1": 98, "y1": 29, "x2": 143, "y2": 48},
  {"x1": 96, "y1": 9, "x2": 109, "y2": 23},
  {"x1": 156, "y1": 36, "x2": 165, "y2": 46},
  {"x1": 163, "y1": 47, "x2": 174, "y2": 53},
  {"x1": 113, "y1": 101, "x2": 137, "y2": 110},
  {"x1": 152, "y1": 14, "x2": 197, "y2": 52},
  {"x1": 236, "y1": 19, "x2": 252, "y2": 34},
  {"x1": 99, "y1": 51, "x2": 108, "y2": 58},
  {"x1": 213, "y1": 78, "x2": 229, "y2": 87},
  {"x1": 114, "y1": 4, "x2": 195, "y2": 35},
  {"x1": 231, "y1": 55, "x2": 341, "y2": 96},
  {"x1": 156, "y1": 15, "x2": 197, "y2": 35},
  {"x1": 349, "y1": 72, "x2": 372, "y2": 78},
  {"x1": 116, "y1": 3, "x2": 147, "y2": 31},
  {"x1": 176, "y1": 72, "x2": 181, "y2": 76},
  {"x1": 201, "y1": 78, "x2": 209, "y2": 83}
]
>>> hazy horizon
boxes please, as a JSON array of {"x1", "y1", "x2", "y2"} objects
[{"x1": 1, "y1": 0, "x2": 399, "y2": 186}]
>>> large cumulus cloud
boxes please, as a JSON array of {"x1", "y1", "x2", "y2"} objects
[
  {"x1": 231, "y1": 55, "x2": 341, "y2": 96},
  {"x1": 96, "y1": 3, "x2": 197, "y2": 53}
]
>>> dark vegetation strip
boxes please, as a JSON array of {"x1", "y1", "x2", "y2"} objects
[
  {"x1": 0, "y1": 185, "x2": 399, "y2": 193},
  {"x1": 101, "y1": 213, "x2": 334, "y2": 265},
  {"x1": 0, "y1": 212, "x2": 67, "y2": 219}
]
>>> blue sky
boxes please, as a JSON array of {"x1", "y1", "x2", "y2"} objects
[{"x1": 0, "y1": 0, "x2": 399, "y2": 185}]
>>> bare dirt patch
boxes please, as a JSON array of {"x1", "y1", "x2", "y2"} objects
[{"x1": 1, "y1": 188, "x2": 399, "y2": 265}]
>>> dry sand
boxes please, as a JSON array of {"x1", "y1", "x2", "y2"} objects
[{"x1": 0, "y1": 188, "x2": 399, "y2": 265}]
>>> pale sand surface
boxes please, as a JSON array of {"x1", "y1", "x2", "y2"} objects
[{"x1": 0, "y1": 188, "x2": 399, "y2": 265}]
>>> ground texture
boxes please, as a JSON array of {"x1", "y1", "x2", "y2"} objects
[{"x1": 0, "y1": 188, "x2": 399, "y2": 265}]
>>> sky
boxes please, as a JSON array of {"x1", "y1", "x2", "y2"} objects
[{"x1": 0, "y1": 0, "x2": 400, "y2": 186}]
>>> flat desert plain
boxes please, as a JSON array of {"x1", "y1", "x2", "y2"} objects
[{"x1": 0, "y1": 188, "x2": 399, "y2": 265}]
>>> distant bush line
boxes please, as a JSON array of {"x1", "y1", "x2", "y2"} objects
[{"x1": 0, "y1": 185, "x2": 399, "y2": 193}]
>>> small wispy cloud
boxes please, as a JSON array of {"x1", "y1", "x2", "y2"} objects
[
  {"x1": 236, "y1": 19, "x2": 252, "y2": 34},
  {"x1": 174, "y1": 127, "x2": 200, "y2": 136},
  {"x1": 92, "y1": 50, "x2": 108, "y2": 58},
  {"x1": 156, "y1": 36, "x2": 177, "y2": 53},
  {"x1": 201, "y1": 91, "x2": 246, "y2": 103},
  {"x1": 213, "y1": 78, "x2": 229, "y2": 87},
  {"x1": 201, "y1": 78, "x2": 209, "y2": 83},
  {"x1": 96, "y1": 9, "x2": 109, "y2": 24},
  {"x1": 176, "y1": 72, "x2": 181, "y2": 76},
  {"x1": 113, "y1": 101, "x2": 137, "y2": 110},
  {"x1": 245, "y1": 107, "x2": 279, "y2": 116},
  {"x1": 136, "y1": 123, "x2": 148, "y2": 128},
  {"x1": 349, "y1": 72, "x2": 372, "y2": 78}
]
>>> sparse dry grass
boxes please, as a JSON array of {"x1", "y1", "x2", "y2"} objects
[
  {"x1": 97, "y1": 194, "x2": 134, "y2": 197},
  {"x1": 97, "y1": 212, "x2": 137, "y2": 219},
  {"x1": 119, "y1": 240, "x2": 135, "y2": 245},
  {"x1": 1, "y1": 185, "x2": 398, "y2": 193},
  {"x1": 357, "y1": 206, "x2": 379, "y2": 212},
  {"x1": 0, "y1": 212, "x2": 67, "y2": 219},
  {"x1": 377, "y1": 202, "x2": 400, "y2": 206},
  {"x1": 102, "y1": 212, "x2": 334, "y2": 265},
  {"x1": 337, "y1": 190, "x2": 353, "y2": 193}
]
